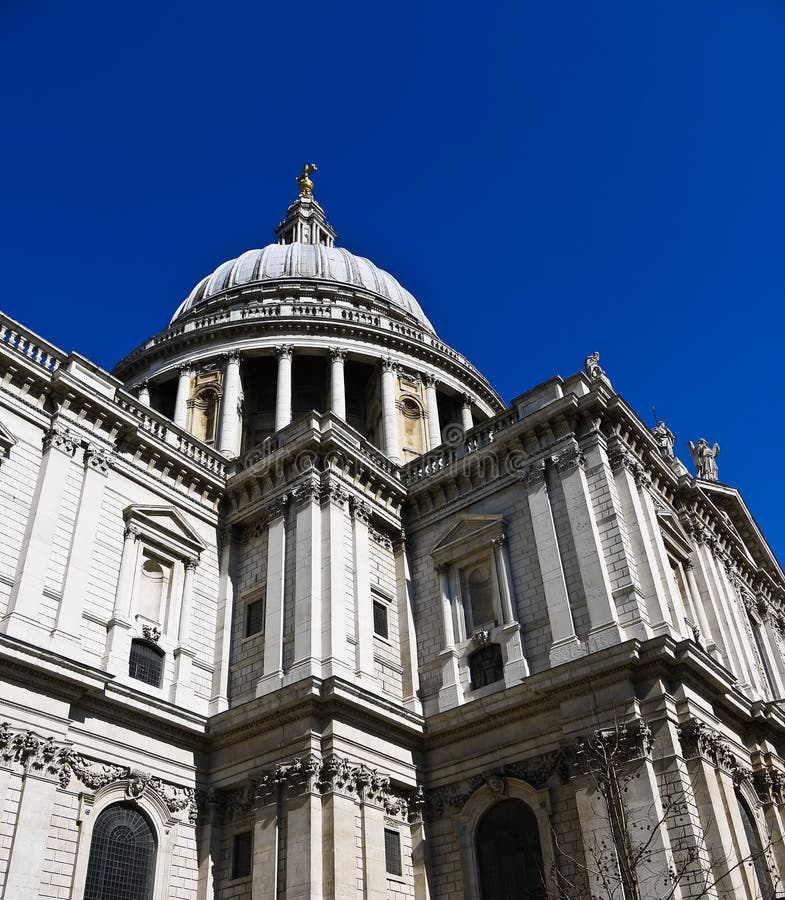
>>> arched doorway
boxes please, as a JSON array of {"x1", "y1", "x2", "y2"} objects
[
  {"x1": 83, "y1": 803, "x2": 157, "y2": 900},
  {"x1": 476, "y1": 799, "x2": 546, "y2": 900}
]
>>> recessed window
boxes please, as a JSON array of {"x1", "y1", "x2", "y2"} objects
[
  {"x1": 129, "y1": 639, "x2": 164, "y2": 687},
  {"x1": 469, "y1": 643, "x2": 504, "y2": 690},
  {"x1": 232, "y1": 830, "x2": 252, "y2": 880},
  {"x1": 373, "y1": 600, "x2": 389, "y2": 639},
  {"x1": 245, "y1": 598, "x2": 264, "y2": 637},
  {"x1": 84, "y1": 804, "x2": 156, "y2": 900},
  {"x1": 384, "y1": 828, "x2": 402, "y2": 876}
]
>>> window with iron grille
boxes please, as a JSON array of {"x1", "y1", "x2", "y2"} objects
[
  {"x1": 245, "y1": 597, "x2": 264, "y2": 637},
  {"x1": 84, "y1": 804, "x2": 156, "y2": 900},
  {"x1": 128, "y1": 640, "x2": 164, "y2": 688},
  {"x1": 231, "y1": 830, "x2": 252, "y2": 880},
  {"x1": 468, "y1": 643, "x2": 504, "y2": 689},
  {"x1": 373, "y1": 600, "x2": 389, "y2": 639},
  {"x1": 384, "y1": 828, "x2": 402, "y2": 876}
]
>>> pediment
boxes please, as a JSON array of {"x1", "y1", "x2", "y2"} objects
[
  {"x1": 431, "y1": 515, "x2": 506, "y2": 565},
  {"x1": 124, "y1": 505, "x2": 206, "y2": 558}
]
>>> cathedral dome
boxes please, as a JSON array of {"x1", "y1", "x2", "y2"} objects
[{"x1": 170, "y1": 242, "x2": 435, "y2": 333}]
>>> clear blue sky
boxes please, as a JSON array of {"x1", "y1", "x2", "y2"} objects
[{"x1": 2, "y1": 1, "x2": 785, "y2": 558}]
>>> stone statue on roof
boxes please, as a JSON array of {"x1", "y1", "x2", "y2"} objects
[
  {"x1": 688, "y1": 438, "x2": 720, "y2": 481},
  {"x1": 652, "y1": 421, "x2": 675, "y2": 459},
  {"x1": 584, "y1": 352, "x2": 604, "y2": 380},
  {"x1": 297, "y1": 163, "x2": 317, "y2": 197}
]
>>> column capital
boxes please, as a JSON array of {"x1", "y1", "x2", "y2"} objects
[
  {"x1": 380, "y1": 356, "x2": 398, "y2": 374},
  {"x1": 124, "y1": 523, "x2": 142, "y2": 541},
  {"x1": 321, "y1": 478, "x2": 350, "y2": 507},
  {"x1": 84, "y1": 443, "x2": 113, "y2": 476},
  {"x1": 460, "y1": 393, "x2": 473, "y2": 408},
  {"x1": 328, "y1": 346, "x2": 348, "y2": 362},
  {"x1": 222, "y1": 349, "x2": 242, "y2": 364},
  {"x1": 184, "y1": 556, "x2": 200, "y2": 571},
  {"x1": 262, "y1": 493, "x2": 289, "y2": 520},
  {"x1": 42, "y1": 425, "x2": 78, "y2": 457},
  {"x1": 553, "y1": 445, "x2": 586, "y2": 473},
  {"x1": 177, "y1": 361, "x2": 194, "y2": 376},
  {"x1": 350, "y1": 497, "x2": 372, "y2": 523},
  {"x1": 492, "y1": 533, "x2": 507, "y2": 548},
  {"x1": 423, "y1": 373, "x2": 439, "y2": 388},
  {"x1": 293, "y1": 479, "x2": 321, "y2": 505},
  {"x1": 133, "y1": 379, "x2": 149, "y2": 392},
  {"x1": 520, "y1": 459, "x2": 546, "y2": 488},
  {"x1": 275, "y1": 344, "x2": 294, "y2": 359}
]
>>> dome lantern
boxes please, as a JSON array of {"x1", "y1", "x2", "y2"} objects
[{"x1": 275, "y1": 163, "x2": 336, "y2": 247}]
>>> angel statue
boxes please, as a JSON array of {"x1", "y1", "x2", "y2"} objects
[{"x1": 688, "y1": 438, "x2": 720, "y2": 481}]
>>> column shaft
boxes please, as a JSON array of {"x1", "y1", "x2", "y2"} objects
[
  {"x1": 173, "y1": 366, "x2": 192, "y2": 428},
  {"x1": 329, "y1": 348, "x2": 347, "y2": 420},
  {"x1": 380, "y1": 360, "x2": 400, "y2": 463},
  {"x1": 137, "y1": 381, "x2": 151, "y2": 406},
  {"x1": 395, "y1": 538, "x2": 422, "y2": 713},
  {"x1": 291, "y1": 484, "x2": 322, "y2": 681},
  {"x1": 460, "y1": 395, "x2": 473, "y2": 433},
  {"x1": 352, "y1": 502, "x2": 375, "y2": 681},
  {"x1": 274, "y1": 346, "x2": 293, "y2": 431},
  {"x1": 209, "y1": 528, "x2": 235, "y2": 714},
  {"x1": 258, "y1": 504, "x2": 287, "y2": 693},
  {"x1": 218, "y1": 351, "x2": 242, "y2": 456},
  {"x1": 424, "y1": 376, "x2": 441, "y2": 448}
]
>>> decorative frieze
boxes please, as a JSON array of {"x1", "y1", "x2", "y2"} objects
[{"x1": 0, "y1": 722, "x2": 197, "y2": 821}]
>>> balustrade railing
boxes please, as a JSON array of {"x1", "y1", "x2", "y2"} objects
[{"x1": 0, "y1": 314, "x2": 65, "y2": 372}]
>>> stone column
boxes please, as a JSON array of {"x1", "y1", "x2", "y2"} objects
[
  {"x1": 437, "y1": 565, "x2": 463, "y2": 711},
  {"x1": 286, "y1": 771, "x2": 325, "y2": 900},
  {"x1": 210, "y1": 527, "x2": 235, "y2": 714},
  {"x1": 51, "y1": 444, "x2": 112, "y2": 656},
  {"x1": 136, "y1": 380, "x2": 151, "y2": 406},
  {"x1": 492, "y1": 534, "x2": 530, "y2": 683},
  {"x1": 289, "y1": 481, "x2": 322, "y2": 683},
  {"x1": 359, "y1": 793, "x2": 388, "y2": 900},
  {"x1": 102, "y1": 522, "x2": 141, "y2": 673},
  {"x1": 395, "y1": 535, "x2": 422, "y2": 714},
  {"x1": 460, "y1": 394, "x2": 473, "y2": 434},
  {"x1": 380, "y1": 358, "x2": 400, "y2": 464},
  {"x1": 274, "y1": 345, "x2": 294, "y2": 431},
  {"x1": 2, "y1": 424, "x2": 78, "y2": 644},
  {"x1": 329, "y1": 347, "x2": 347, "y2": 420},
  {"x1": 683, "y1": 559, "x2": 719, "y2": 660},
  {"x1": 252, "y1": 792, "x2": 280, "y2": 900},
  {"x1": 217, "y1": 350, "x2": 242, "y2": 457},
  {"x1": 173, "y1": 364, "x2": 192, "y2": 429},
  {"x1": 258, "y1": 497, "x2": 288, "y2": 696},
  {"x1": 3, "y1": 768, "x2": 59, "y2": 898},
  {"x1": 321, "y1": 480, "x2": 351, "y2": 678},
  {"x1": 172, "y1": 556, "x2": 199, "y2": 706},
  {"x1": 410, "y1": 812, "x2": 432, "y2": 900},
  {"x1": 424, "y1": 374, "x2": 442, "y2": 449},
  {"x1": 555, "y1": 443, "x2": 624, "y2": 651},
  {"x1": 322, "y1": 773, "x2": 360, "y2": 898},
  {"x1": 522, "y1": 461, "x2": 582, "y2": 665},
  {"x1": 351, "y1": 499, "x2": 376, "y2": 683}
]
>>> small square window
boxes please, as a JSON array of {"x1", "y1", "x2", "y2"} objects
[
  {"x1": 384, "y1": 828, "x2": 402, "y2": 876},
  {"x1": 245, "y1": 598, "x2": 264, "y2": 637},
  {"x1": 231, "y1": 830, "x2": 252, "y2": 879},
  {"x1": 373, "y1": 600, "x2": 388, "y2": 639}
]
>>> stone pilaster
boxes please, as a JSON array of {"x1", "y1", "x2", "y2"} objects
[{"x1": 258, "y1": 496, "x2": 289, "y2": 696}]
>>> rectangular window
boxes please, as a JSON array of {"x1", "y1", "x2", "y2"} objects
[
  {"x1": 384, "y1": 828, "x2": 402, "y2": 876},
  {"x1": 231, "y1": 830, "x2": 252, "y2": 879},
  {"x1": 373, "y1": 599, "x2": 389, "y2": 639},
  {"x1": 245, "y1": 598, "x2": 264, "y2": 637}
]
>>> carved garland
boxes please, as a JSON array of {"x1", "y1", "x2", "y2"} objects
[{"x1": 0, "y1": 722, "x2": 198, "y2": 823}]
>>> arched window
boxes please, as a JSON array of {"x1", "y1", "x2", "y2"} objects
[
  {"x1": 464, "y1": 564, "x2": 495, "y2": 627},
  {"x1": 137, "y1": 556, "x2": 168, "y2": 622},
  {"x1": 129, "y1": 639, "x2": 164, "y2": 687},
  {"x1": 476, "y1": 799, "x2": 546, "y2": 900},
  {"x1": 84, "y1": 804, "x2": 156, "y2": 900},
  {"x1": 738, "y1": 795, "x2": 775, "y2": 900}
]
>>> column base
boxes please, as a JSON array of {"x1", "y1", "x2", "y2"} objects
[
  {"x1": 101, "y1": 618, "x2": 133, "y2": 675},
  {"x1": 586, "y1": 620, "x2": 625, "y2": 653},
  {"x1": 256, "y1": 670, "x2": 284, "y2": 698},
  {"x1": 499, "y1": 622, "x2": 530, "y2": 684},
  {"x1": 438, "y1": 648, "x2": 464, "y2": 711},
  {"x1": 49, "y1": 627, "x2": 85, "y2": 660},
  {"x1": 171, "y1": 645, "x2": 196, "y2": 707},
  {"x1": 0, "y1": 610, "x2": 50, "y2": 644}
]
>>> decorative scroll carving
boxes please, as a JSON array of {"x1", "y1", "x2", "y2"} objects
[
  {"x1": 0, "y1": 722, "x2": 197, "y2": 820},
  {"x1": 328, "y1": 347, "x2": 348, "y2": 362},
  {"x1": 677, "y1": 718, "x2": 753, "y2": 784}
]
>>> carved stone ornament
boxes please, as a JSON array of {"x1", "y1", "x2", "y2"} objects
[
  {"x1": 369, "y1": 524, "x2": 394, "y2": 551},
  {"x1": 350, "y1": 497, "x2": 372, "y2": 523},
  {"x1": 576, "y1": 719, "x2": 654, "y2": 778},
  {"x1": 263, "y1": 494, "x2": 289, "y2": 520},
  {"x1": 754, "y1": 767, "x2": 785, "y2": 806},
  {"x1": 84, "y1": 443, "x2": 113, "y2": 475},
  {"x1": 677, "y1": 718, "x2": 753, "y2": 784},
  {"x1": 583, "y1": 351, "x2": 605, "y2": 380},
  {"x1": 0, "y1": 722, "x2": 197, "y2": 820},
  {"x1": 321, "y1": 479, "x2": 349, "y2": 507},
  {"x1": 275, "y1": 344, "x2": 294, "y2": 359},
  {"x1": 521, "y1": 459, "x2": 546, "y2": 488},
  {"x1": 124, "y1": 523, "x2": 142, "y2": 541},
  {"x1": 211, "y1": 753, "x2": 419, "y2": 823},
  {"x1": 471, "y1": 629, "x2": 491, "y2": 648},
  {"x1": 142, "y1": 624, "x2": 161, "y2": 643},
  {"x1": 292, "y1": 479, "x2": 320, "y2": 505},
  {"x1": 554, "y1": 445, "x2": 586, "y2": 473},
  {"x1": 42, "y1": 425, "x2": 78, "y2": 457},
  {"x1": 328, "y1": 347, "x2": 348, "y2": 362}
]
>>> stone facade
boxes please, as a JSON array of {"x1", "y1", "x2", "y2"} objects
[{"x1": 2, "y1": 179, "x2": 785, "y2": 899}]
